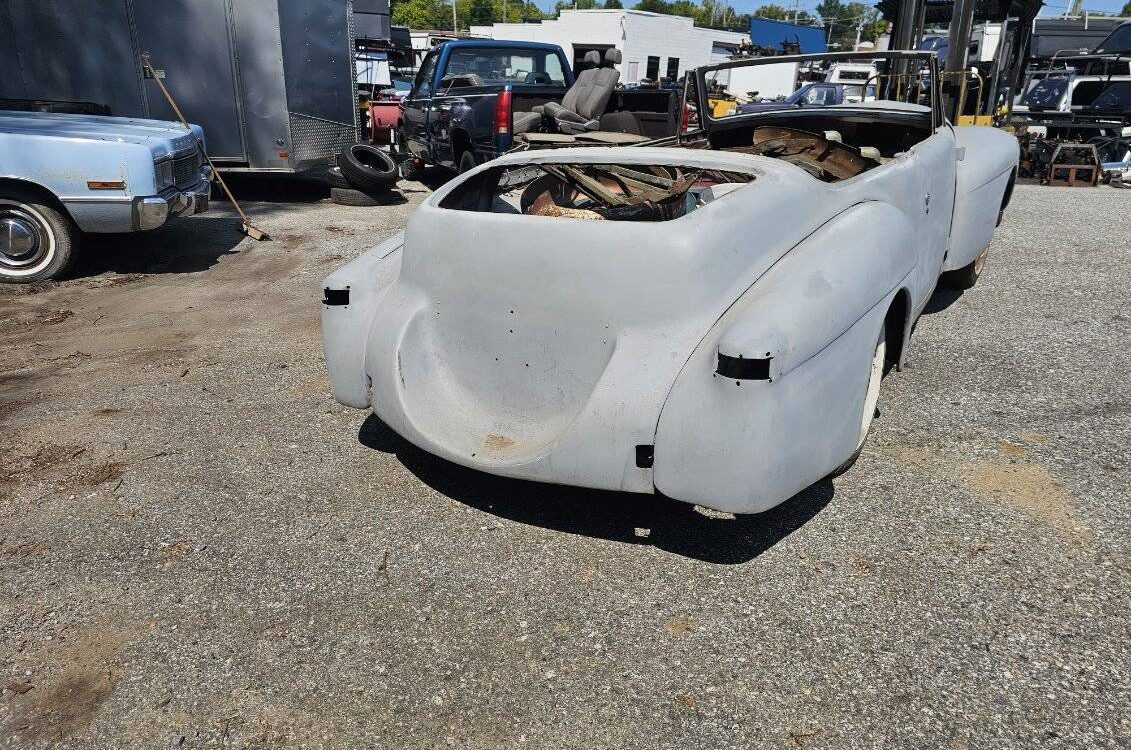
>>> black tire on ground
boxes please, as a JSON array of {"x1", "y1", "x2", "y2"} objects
[
  {"x1": 458, "y1": 149, "x2": 477, "y2": 174},
  {"x1": 0, "y1": 189, "x2": 77, "y2": 283},
  {"x1": 330, "y1": 187, "x2": 380, "y2": 207},
  {"x1": 337, "y1": 145, "x2": 399, "y2": 192},
  {"x1": 940, "y1": 248, "x2": 988, "y2": 290},
  {"x1": 395, "y1": 128, "x2": 424, "y2": 181},
  {"x1": 325, "y1": 166, "x2": 351, "y2": 189},
  {"x1": 828, "y1": 324, "x2": 887, "y2": 478}
]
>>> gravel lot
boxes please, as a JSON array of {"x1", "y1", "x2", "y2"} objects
[{"x1": 0, "y1": 179, "x2": 1128, "y2": 749}]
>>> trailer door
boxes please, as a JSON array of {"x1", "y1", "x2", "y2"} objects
[{"x1": 132, "y1": 2, "x2": 247, "y2": 162}]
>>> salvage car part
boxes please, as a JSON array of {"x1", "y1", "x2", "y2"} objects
[
  {"x1": 439, "y1": 160, "x2": 754, "y2": 221},
  {"x1": 337, "y1": 145, "x2": 399, "y2": 192},
  {"x1": 1045, "y1": 143, "x2": 1101, "y2": 186},
  {"x1": 330, "y1": 187, "x2": 386, "y2": 207},
  {"x1": 322, "y1": 52, "x2": 1019, "y2": 516}
]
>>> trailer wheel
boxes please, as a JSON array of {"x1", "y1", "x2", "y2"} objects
[
  {"x1": 337, "y1": 145, "x2": 398, "y2": 192},
  {"x1": 0, "y1": 189, "x2": 77, "y2": 283}
]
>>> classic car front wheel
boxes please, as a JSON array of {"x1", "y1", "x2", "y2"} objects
[
  {"x1": 0, "y1": 190, "x2": 77, "y2": 283},
  {"x1": 829, "y1": 327, "x2": 886, "y2": 478},
  {"x1": 940, "y1": 248, "x2": 988, "y2": 291}
]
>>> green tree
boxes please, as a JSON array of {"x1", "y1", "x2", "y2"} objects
[
  {"x1": 633, "y1": 0, "x2": 673, "y2": 12},
  {"x1": 1122, "y1": 0, "x2": 1131, "y2": 14},
  {"x1": 604, "y1": 0, "x2": 624, "y2": 7},
  {"x1": 492, "y1": 0, "x2": 540, "y2": 21},
  {"x1": 814, "y1": 0, "x2": 882, "y2": 49},
  {"x1": 468, "y1": 0, "x2": 495, "y2": 24},
  {"x1": 668, "y1": 0, "x2": 699, "y2": 16},
  {"x1": 392, "y1": 0, "x2": 451, "y2": 29},
  {"x1": 753, "y1": 3, "x2": 789, "y2": 19}
]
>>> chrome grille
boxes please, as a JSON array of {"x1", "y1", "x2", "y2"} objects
[{"x1": 172, "y1": 148, "x2": 203, "y2": 189}]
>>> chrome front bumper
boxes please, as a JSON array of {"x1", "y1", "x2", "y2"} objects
[{"x1": 135, "y1": 168, "x2": 212, "y2": 231}]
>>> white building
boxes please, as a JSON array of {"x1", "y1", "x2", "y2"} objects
[{"x1": 470, "y1": 9, "x2": 750, "y2": 86}]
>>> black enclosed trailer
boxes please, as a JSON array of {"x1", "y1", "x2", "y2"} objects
[{"x1": 0, "y1": 0, "x2": 380, "y2": 173}]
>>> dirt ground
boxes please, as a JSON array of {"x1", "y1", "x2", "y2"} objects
[{"x1": 0, "y1": 179, "x2": 1128, "y2": 749}]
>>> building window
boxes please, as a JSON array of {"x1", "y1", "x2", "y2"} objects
[
  {"x1": 645, "y1": 56, "x2": 660, "y2": 80},
  {"x1": 665, "y1": 57, "x2": 679, "y2": 82}
]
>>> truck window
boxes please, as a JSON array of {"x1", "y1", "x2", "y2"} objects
[
  {"x1": 412, "y1": 51, "x2": 439, "y2": 98},
  {"x1": 445, "y1": 48, "x2": 567, "y2": 87}
]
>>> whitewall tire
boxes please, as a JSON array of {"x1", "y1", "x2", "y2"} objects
[
  {"x1": 0, "y1": 190, "x2": 77, "y2": 283},
  {"x1": 829, "y1": 327, "x2": 886, "y2": 478}
]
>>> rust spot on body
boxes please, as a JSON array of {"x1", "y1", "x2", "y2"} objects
[{"x1": 482, "y1": 433, "x2": 516, "y2": 451}]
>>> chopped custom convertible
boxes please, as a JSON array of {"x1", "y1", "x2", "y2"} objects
[{"x1": 322, "y1": 52, "x2": 1019, "y2": 514}]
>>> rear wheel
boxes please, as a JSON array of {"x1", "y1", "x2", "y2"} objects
[
  {"x1": 396, "y1": 128, "x2": 423, "y2": 181},
  {"x1": 0, "y1": 190, "x2": 77, "y2": 283},
  {"x1": 829, "y1": 326, "x2": 886, "y2": 478},
  {"x1": 940, "y1": 248, "x2": 988, "y2": 290}
]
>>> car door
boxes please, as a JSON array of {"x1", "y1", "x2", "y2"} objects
[
  {"x1": 402, "y1": 49, "x2": 440, "y2": 161},
  {"x1": 905, "y1": 123, "x2": 958, "y2": 305}
]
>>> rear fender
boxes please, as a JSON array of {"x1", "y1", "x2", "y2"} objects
[
  {"x1": 653, "y1": 201, "x2": 916, "y2": 514},
  {"x1": 321, "y1": 233, "x2": 404, "y2": 407},
  {"x1": 945, "y1": 126, "x2": 1019, "y2": 272}
]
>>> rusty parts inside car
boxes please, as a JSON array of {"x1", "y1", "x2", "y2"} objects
[
  {"x1": 439, "y1": 126, "x2": 882, "y2": 221},
  {"x1": 440, "y1": 162, "x2": 754, "y2": 221}
]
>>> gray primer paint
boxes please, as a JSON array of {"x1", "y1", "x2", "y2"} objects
[{"x1": 323, "y1": 135, "x2": 1017, "y2": 514}]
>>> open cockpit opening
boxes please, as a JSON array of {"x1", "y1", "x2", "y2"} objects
[{"x1": 438, "y1": 162, "x2": 755, "y2": 221}]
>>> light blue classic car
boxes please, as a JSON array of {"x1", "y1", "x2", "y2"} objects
[{"x1": 0, "y1": 111, "x2": 210, "y2": 282}]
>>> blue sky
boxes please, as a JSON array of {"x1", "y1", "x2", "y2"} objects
[{"x1": 534, "y1": 0, "x2": 1129, "y2": 17}]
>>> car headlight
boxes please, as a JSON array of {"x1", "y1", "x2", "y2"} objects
[{"x1": 155, "y1": 159, "x2": 174, "y2": 191}]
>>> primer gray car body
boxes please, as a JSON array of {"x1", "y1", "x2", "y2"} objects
[{"x1": 322, "y1": 52, "x2": 1019, "y2": 514}]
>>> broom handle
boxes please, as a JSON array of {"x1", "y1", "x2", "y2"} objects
[{"x1": 141, "y1": 53, "x2": 255, "y2": 229}]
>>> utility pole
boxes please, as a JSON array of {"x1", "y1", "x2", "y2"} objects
[
  {"x1": 452, "y1": 0, "x2": 458, "y2": 33},
  {"x1": 854, "y1": 18, "x2": 864, "y2": 50}
]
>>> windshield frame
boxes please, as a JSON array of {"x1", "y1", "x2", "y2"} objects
[{"x1": 688, "y1": 51, "x2": 942, "y2": 134}]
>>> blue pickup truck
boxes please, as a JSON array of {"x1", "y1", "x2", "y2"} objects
[
  {"x1": 0, "y1": 111, "x2": 210, "y2": 283},
  {"x1": 395, "y1": 40, "x2": 681, "y2": 177}
]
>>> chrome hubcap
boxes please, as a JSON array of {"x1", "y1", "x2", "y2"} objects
[{"x1": 0, "y1": 210, "x2": 46, "y2": 269}]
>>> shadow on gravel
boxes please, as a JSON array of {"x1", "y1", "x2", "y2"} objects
[
  {"x1": 220, "y1": 173, "x2": 331, "y2": 203},
  {"x1": 359, "y1": 414, "x2": 834, "y2": 565},
  {"x1": 921, "y1": 284, "x2": 964, "y2": 315},
  {"x1": 72, "y1": 215, "x2": 245, "y2": 278}
]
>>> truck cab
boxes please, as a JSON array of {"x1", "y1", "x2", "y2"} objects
[
  {"x1": 397, "y1": 40, "x2": 683, "y2": 176},
  {"x1": 399, "y1": 40, "x2": 575, "y2": 174}
]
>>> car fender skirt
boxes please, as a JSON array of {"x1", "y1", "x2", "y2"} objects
[
  {"x1": 714, "y1": 201, "x2": 915, "y2": 381},
  {"x1": 654, "y1": 201, "x2": 916, "y2": 514},
  {"x1": 321, "y1": 234, "x2": 405, "y2": 408},
  {"x1": 946, "y1": 126, "x2": 1018, "y2": 272},
  {"x1": 654, "y1": 301, "x2": 889, "y2": 514}
]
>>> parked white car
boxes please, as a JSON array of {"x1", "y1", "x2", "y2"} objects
[{"x1": 322, "y1": 52, "x2": 1019, "y2": 515}]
